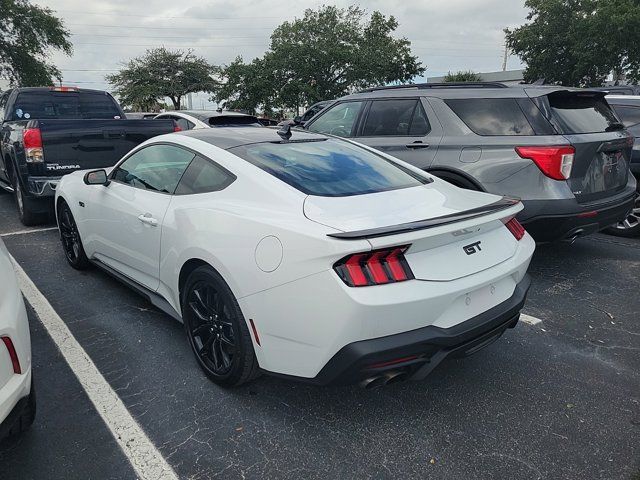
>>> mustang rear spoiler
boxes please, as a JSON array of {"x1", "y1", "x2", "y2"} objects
[{"x1": 327, "y1": 197, "x2": 520, "y2": 240}]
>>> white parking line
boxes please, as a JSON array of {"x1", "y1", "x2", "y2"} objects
[
  {"x1": 520, "y1": 314, "x2": 543, "y2": 326},
  {"x1": 0, "y1": 227, "x2": 58, "y2": 237},
  {"x1": 11, "y1": 256, "x2": 178, "y2": 480}
]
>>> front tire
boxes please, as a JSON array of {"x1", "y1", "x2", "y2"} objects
[
  {"x1": 57, "y1": 200, "x2": 90, "y2": 270},
  {"x1": 182, "y1": 266, "x2": 260, "y2": 387},
  {"x1": 604, "y1": 191, "x2": 640, "y2": 238}
]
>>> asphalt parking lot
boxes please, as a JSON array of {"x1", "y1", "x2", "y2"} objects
[{"x1": 0, "y1": 190, "x2": 638, "y2": 480}]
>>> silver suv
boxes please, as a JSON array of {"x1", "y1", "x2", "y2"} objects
[{"x1": 304, "y1": 83, "x2": 637, "y2": 242}]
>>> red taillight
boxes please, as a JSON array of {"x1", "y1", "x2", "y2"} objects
[
  {"x1": 173, "y1": 121, "x2": 182, "y2": 132},
  {"x1": 1, "y1": 337, "x2": 22, "y2": 374},
  {"x1": 503, "y1": 217, "x2": 526, "y2": 240},
  {"x1": 334, "y1": 246, "x2": 414, "y2": 287},
  {"x1": 23, "y1": 128, "x2": 42, "y2": 149},
  {"x1": 22, "y1": 128, "x2": 44, "y2": 163},
  {"x1": 515, "y1": 145, "x2": 575, "y2": 180}
]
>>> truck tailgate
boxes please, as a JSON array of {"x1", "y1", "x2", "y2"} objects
[{"x1": 38, "y1": 119, "x2": 175, "y2": 173}]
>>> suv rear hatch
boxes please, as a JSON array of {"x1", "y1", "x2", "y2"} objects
[
  {"x1": 529, "y1": 90, "x2": 632, "y2": 203},
  {"x1": 305, "y1": 185, "x2": 523, "y2": 281}
]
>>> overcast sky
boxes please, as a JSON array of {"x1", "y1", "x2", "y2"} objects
[{"x1": 34, "y1": 0, "x2": 530, "y2": 109}]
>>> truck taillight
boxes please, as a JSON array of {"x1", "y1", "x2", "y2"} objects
[
  {"x1": 515, "y1": 145, "x2": 575, "y2": 180},
  {"x1": 334, "y1": 246, "x2": 414, "y2": 287},
  {"x1": 23, "y1": 128, "x2": 44, "y2": 163}
]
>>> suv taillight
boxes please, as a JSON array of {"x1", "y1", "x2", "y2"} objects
[
  {"x1": 334, "y1": 246, "x2": 414, "y2": 287},
  {"x1": 503, "y1": 217, "x2": 526, "y2": 240},
  {"x1": 23, "y1": 128, "x2": 44, "y2": 163},
  {"x1": 515, "y1": 145, "x2": 575, "y2": 180}
]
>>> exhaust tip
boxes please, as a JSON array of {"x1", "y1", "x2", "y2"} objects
[
  {"x1": 383, "y1": 371, "x2": 409, "y2": 386},
  {"x1": 360, "y1": 375, "x2": 387, "y2": 390}
]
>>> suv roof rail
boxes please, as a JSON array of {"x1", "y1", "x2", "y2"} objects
[{"x1": 359, "y1": 82, "x2": 509, "y2": 93}]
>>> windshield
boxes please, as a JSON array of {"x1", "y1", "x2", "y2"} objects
[
  {"x1": 11, "y1": 91, "x2": 122, "y2": 120},
  {"x1": 229, "y1": 138, "x2": 430, "y2": 197}
]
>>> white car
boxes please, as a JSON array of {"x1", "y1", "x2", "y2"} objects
[
  {"x1": 0, "y1": 238, "x2": 35, "y2": 436},
  {"x1": 54, "y1": 127, "x2": 535, "y2": 388},
  {"x1": 154, "y1": 110, "x2": 262, "y2": 131}
]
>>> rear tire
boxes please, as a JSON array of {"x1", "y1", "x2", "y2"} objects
[
  {"x1": 13, "y1": 171, "x2": 46, "y2": 227},
  {"x1": 6, "y1": 380, "x2": 36, "y2": 437},
  {"x1": 182, "y1": 266, "x2": 260, "y2": 387},
  {"x1": 57, "y1": 200, "x2": 90, "y2": 270},
  {"x1": 603, "y1": 190, "x2": 640, "y2": 238}
]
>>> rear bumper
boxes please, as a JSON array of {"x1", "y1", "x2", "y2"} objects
[
  {"x1": 272, "y1": 275, "x2": 530, "y2": 386},
  {"x1": 25, "y1": 176, "x2": 61, "y2": 198},
  {"x1": 519, "y1": 185, "x2": 636, "y2": 242}
]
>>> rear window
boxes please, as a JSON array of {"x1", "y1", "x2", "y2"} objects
[
  {"x1": 229, "y1": 138, "x2": 430, "y2": 197},
  {"x1": 11, "y1": 91, "x2": 122, "y2": 120},
  {"x1": 445, "y1": 98, "x2": 535, "y2": 136},
  {"x1": 208, "y1": 115, "x2": 260, "y2": 127},
  {"x1": 545, "y1": 92, "x2": 619, "y2": 134}
]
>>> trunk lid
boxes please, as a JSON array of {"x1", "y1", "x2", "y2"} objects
[{"x1": 305, "y1": 184, "x2": 522, "y2": 281}]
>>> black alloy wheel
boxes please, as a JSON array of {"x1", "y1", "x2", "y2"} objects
[
  {"x1": 58, "y1": 201, "x2": 90, "y2": 269},
  {"x1": 182, "y1": 266, "x2": 259, "y2": 387}
]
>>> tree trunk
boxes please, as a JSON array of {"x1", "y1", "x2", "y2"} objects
[{"x1": 169, "y1": 96, "x2": 181, "y2": 110}]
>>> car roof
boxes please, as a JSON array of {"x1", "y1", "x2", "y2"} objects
[
  {"x1": 167, "y1": 110, "x2": 254, "y2": 121},
  {"x1": 178, "y1": 126, "x2": 328, "y2": 149},
  {"x1": 606, "y1": 95, "x2": 640, "y2": 105},
  {"x1": 339, "y1": 83, "x2": 574, "y2": 101}
]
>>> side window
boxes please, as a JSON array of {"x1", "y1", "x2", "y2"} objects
[
  {"x1": 302, "y1": 104, "x2": 323, "y2": 122},
  {"x1": 307, "y1": 101, "x2": 363, "y2": 137},
  {"x1": 112, "y1": 144, "x2": 195, "y2": 194},
  {"x1": 361, "y1": 99, "x2": 430, "y2": 136},
  {"x1": 175, "y1": 155, "x2": 235, "y2": 195},
  {"x1": 176, "y1": 117, "x2": 195, "y2": 130},
  {"x1": 445, "y1": 98, "x2": 535, "y2": 136},
  {"x1": 611, "y1": 105, "x2": 640, "y2": 128}
]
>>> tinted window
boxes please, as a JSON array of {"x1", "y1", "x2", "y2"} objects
[
  {"x1": 611, "y1": 105, "x2": 640, "y2": 128},
  {"x1": 361, "y1": 99, "x2": 430, "y2": 136},
  {"x1": 229, "y1": 138, "x2": 429, "y2": 197},
  {"x1": 175, "y1": 117, "x2": 195, "y2": 130},
  {"x1": 446, "y1": 98, "x2": 535, "y2": 136},
  {"x1": 302, "y1": 103, "x2": 326, "y2": 122},
  {"x1": 545, "y1": 92, "x2": 619, "y2": 134},
  {"x1": 175, "y1": 156, "x2": 235, "y2": 195},
  {"x1": 208, "y1": 115, "x2": 260, "y2": 127},
  {"x1": 11, "y1": 91, "x2": 121, "y2": 120},
  {"x1": 112, "y1": 144, "x2": 194, "y2": 194},
  {"x1": 307, "y1": 101, "x2": 364, "y2": 137}
]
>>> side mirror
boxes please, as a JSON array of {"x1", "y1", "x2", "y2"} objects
[
  {"x1": 83, "y1": 169, "x2": 109, "y2": 186},
  {"x1": 293, "y1": 116, "x2": 302, "y2": 124}
]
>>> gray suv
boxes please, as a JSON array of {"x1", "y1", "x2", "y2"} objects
[{"x1": 304, "y1": 83, "x2": 637, "y2": 242}]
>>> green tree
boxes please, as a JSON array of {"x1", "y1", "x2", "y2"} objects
[
  {"x1": 214, "y1": 6, "x2": 424, "y2": 112},
  {"x1": 443, "y1": 71, "x2": 483, "y2": 82},
  {"x1": 0, "y1": 0, "x2": 72, "y2": 86},
  {"x1": 107, "y1": 48, "x2": 219, "y2": 110},
  {"x1": 506, "y1": 0, "x2": 640, "y2": 86}
]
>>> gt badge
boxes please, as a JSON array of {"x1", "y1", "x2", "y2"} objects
[{"x1": 463, "y1": 241, "x2": 482, "y2": 255}]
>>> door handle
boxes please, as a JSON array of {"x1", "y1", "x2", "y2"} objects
[
  {"x1": 406, "y1": 142, "x2": 430, "y2": 149},
  {"x1": 138, "y1": 214, "x2": 158, "y2": 227}
]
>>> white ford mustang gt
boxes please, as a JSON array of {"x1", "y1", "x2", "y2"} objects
[
  {"x1": 0, "y1": 238, "x2": 35, "y2": 436},
  {"x1": 55, "y1": 127, "x2": 535, "y2": 388}
]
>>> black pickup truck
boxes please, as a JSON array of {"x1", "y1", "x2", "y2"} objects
[{"x1": 0, "y1": 87, "x2": 178, "y2": 225}]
